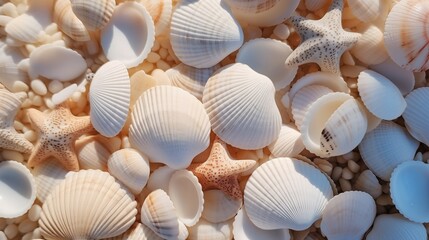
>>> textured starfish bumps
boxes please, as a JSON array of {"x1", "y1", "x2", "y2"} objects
[
  {"x1": 285, "y1": 0, "x2": 360, "y2": 74},
  {"x1": 188, "y1": 137, "x2": 256, "y2": 199},
  {"x1": 27, "y1": 103, "x2": 94, "y2": 171}
]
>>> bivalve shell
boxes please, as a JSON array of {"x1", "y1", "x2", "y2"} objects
[
  {"x1": 70, "y1": 0, "x2": 115, "y2": 30},
  {"x1": 53, "y1": 0, "x2": 90, "y2": 41},
  {"x1": 202, "y1": 190, "x2": 242, "y2": 223},
  {"x1": 353, "y1": 169, "x2": 382, "y2": 199},
  {"x1": 146, "y1": 165, "x2": 176, "y2": 192},
  {"x1": 268, "y1": 124, "x2": 305, "y2": 158},
  {"x1": 351, "y1": 25, "x2": 388, "y2": 65},
  {"x1": 105, "y1": 223, "x2": 163, "y2": 240},
  {"x1": 402, "y1": 87, "x2": 429, "y2": 147},
  {"x1": 188, "y1": 218, "x2": 233, "y2": 240},
  {"x1": 305, "y1": 0, "x2": 329, "y2": 11},
  {"x1": 366, "y1": 214, "x2": 427, "y2": 240},
  {"x1": 0, "y1": 46, "x2": 28, "y2": 91},
  {"x1": 32, "y1": 160, "x2": 68, "y2": 203},
  {"x1": 141, "y1": 0, "x2": 172, "y2": 36},
  {"x1": 75, "y1": 135, "x2": 112, "y2": 171},
  {"x1": 347, "y1": 0, "x2": 380, "y2": 23}
]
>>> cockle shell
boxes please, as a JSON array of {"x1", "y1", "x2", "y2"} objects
[
  {"x1": 75, "y1": 135, "x2": 113, "y2": 171},
  {"x1": 32, "y1": 159, "x2": 68, "y2": 203},
  {"x1": 305, "y1": 0, "x2": 329, "y2": 11},
  {"x1": 105, "y1": 223, "x2": 163, "y2": 240},
  {"x1": 384, "y1": 0, "x2": 429, "y2": 71},
  {"x1": 53, "y1": 0, "x2": 90, "y2": 41},
  {"x1": 146, "y1": 165, "x2": 175, "y2": 192},
  {"x1": 0, "y1": 161, "x2": 36, "y2": 218},
  {"x1": 353, "y1": 169, "x2": 382, "y2": 199},
  {"x1": 320, "y1": 191, "x2": 376, "y2": 240},
  {"x1": 39, "y1": 170, "x2": 137, "y2": 239},
  {"x1": 188, "y1": 218, "x2": 233, "y2": 240},
  {"x1": 351, "y1": 25, "x2": 388, "y2": 65},
  {"x1": 347, "y1": 0, "x2": 380, "y2": 23},
  {"x1": 70, "y1": 0, "x2": 115, "y2": 30},
  {"x1": 244, "y1": 157, "x2": 333, "y2": 230},
  {"x1": 268, "y1": 124, "x2": 305, "y2": 158},
  {"x1": 402, "y1": 87, "x2": 429, "y2": 147},
  {"x1": 0, "y1": 46, "x2": 28, "y2": 91},
  {"x1": 170, "y1": 0, "x2": 243, "y2": 68},
  {"x1": 202, "y1": 190, "x2": 242, "y2": 223},
  {"x1": 141, "y1": 0, "x2": 172, "y2": 36},
  {"x1": 89, "y1": 60, "x2": 130, "y2": 137},
  {"x1": 203, "y1": 63, "x2": 281, "y2": 150},
  {"x1": 366, "y1": 214, "x2": 427, "y2": 240}
]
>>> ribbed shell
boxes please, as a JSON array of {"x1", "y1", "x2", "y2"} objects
[
  {"x1": 203, "y1": 63, "x2": 281, "y2": 150},
  {"x1": 402, "y1": 87, "x2": 429, "y2": 147},
  {"x1": 188, "y1": 218, "x2": 233, "y2": 240},
  {"x1": 366, "y1": 214, "x2": 427, "y2": 240},
  {"x1": 130, "y1": 85, "x2": 211, "y2": 169},
  {"x1": 202, "y1": 190, "x2": 242, "y2": 223},
  {"x1": 75, "y1": 136, "x2": 111, "y2": 171},
  {"x1": 351, "y1": 25, "x2": 388, "y2": 65},
  {"x1": 89, "y1": 61, "x2": 130, "y2": 137},
  {"x1": 141, "y1": 0, "x2": 172, "y2": 36},
  {"x1": 353, "y1": 170, "x2": 382, "y2": 199},
  {"x1": 32, "y1": 160, "x2": 68, "y2": 203},
  {"x1": 146, "y1": 165, "x2": 175, "y2": 192},
  {"x1": 268, "y1": 124, "x2": 304, "y2": 158},
  {"x1": 0, "y1": 46, "x2": 28, "y2": 91},
  {"x1": 305, "y1": 0, "x2": 329, "y2": 11},
  {"x1": 53, "y1": 0, "x2": 90, "y2": 41},
  {"x1": 170, "y1": 0, "x2": 243, "y2": 68},
  {"x1": 105, "y1": 223, "x2": 163, "y2": 240},
  {"x1": 70, "y1": 0, "x2": 115, "y2": 30},
  {"x1": 347, "y1": 0, "x2": 380, "y2": 22}
]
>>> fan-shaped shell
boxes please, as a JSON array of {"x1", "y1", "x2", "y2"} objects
[
  {"x1": 188, "y1": 218, "x2": 233, "y2": 240},
  {"x1": 75, "y1": 135, "x2": 112, "y2": 171},
  {"x1": 305, "y1": 0, "x2": 329, "y2": 11},
  {"x1": 141, "y1": 0, "x2": 172, "y2": 36},
  {"x1": 268, "y1": 124, "x2": 304, "y2": 158},
  {"x1": 146, "y1": 165, "x2": 175, "y2": 192},
  {"x1": 39, "y1": 169, "x2": 137, "y2": 239},
  {"x1": 0, "y1": 46, "x2": 28, "y2": 91},
  {"x1": 105, "y1": 223, "x2": 163, "y2": 240},
  {"x1": 203, "y1": 63, "x2": 281, "y2": 150},
  {"x1": 53, "y1": 0, "x2": 90, "y2": 41},
  {"x1": 402, "y1": 87, "x2": 429, "y2": 147},
  {"x1": 32, "y1": 160, "x2": 68, "y2": 203},
  {"x1": 89, "y1": 60, "x2": 130, "y2": 137},
  {"x1": 366, "y1": 214, "x2": 427, "y2": 240},
  {"x1": 70, "y1": 0, "x2": 115, "y2": 30},
  {"x1": 202, "y1": 190, "x2": 242, "y2": 223},
  {"x1": 170, "y1": 0, "x2": 243, "y2": 68},
  {"x1": 347, "y1": 0, "x2": 380, "y2": 22},
  {"x1": 351, "y1": 25, "x2": 388, "y2": 65},
  {"x1": 353, "y1": 169, "x2": 382, "y2": 199},
  {"x1": 130, "y1": 85, "x2": 211, "y2": 169},
  {"x1": 244, "y1": 157, "x2": 333, "y2": 230}
]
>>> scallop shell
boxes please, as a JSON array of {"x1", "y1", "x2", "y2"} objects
[
  {"x1": 0, "y1": 161, "x2": 36, "y2": 218},
  {"x1": 347, "y1": 0, "x2": 380, "y2": 22},
  {"x1": 351, "y1": 25, "x2": 388, "y2": 65},
  {"x1": 101, "y1": 1, "x2": 155, "y2": 68},
  {"x1": 75, "y1": 135, "x2": 112, "y2": 171},
  {"x1": 89, "y1": 60, "x2": 130, "y2": 137},
  {"x1": 268, "y1": 124, "x2": 305, "y2": 158},
  {"x1": 105, "y1": 223, "x2": 163, "y2": 240},
  {"x1": 353, "y1": 169, "x2": 382, "y2": 199},
  {"x1": 141, "y1": 0, "x2": 172, "y2": 36},
  {"x1": 384, "y1": 0, "x2": 429, "y2": 71},
  {"x1": 201, "y1": 190, "x2": 242, "y2": 223},
  {"x1": 357, "y1": 69, "x2": 406, "y2": 120},
  {"x1": 170, "y1": 0, "x2": 243, "y2": 68},
  {"x1": 0, "y1": 46, "x2": 28, "y2": 91},
  {"x1": 305, "y1": 0, "x2": 329, "y2": 11},
  {"x1": 53, "y1": 0, "x2": 90, "y2": 41},
  {"x1": 146, "y1": 165, "x2": 176, "y2": 192},
  {"x1": 203, "y1": 63, "x2": 281, "y2": 150},
  {"x1": 235, "y1": 38, "x2": 297, "y2": 90},
  {"x1": 390, "y1": 161, "x2": 429, "y2": 223},
  {"x1": 32, "y1": 159, "x2": 68, "y2": 203},
  {"x1": 188, "y1": 218, "x2": 233, "y2": 240},
  {"x1": 320, "y1": 191, "x2": 376, "y2": 240},
  {"x1": 70, "y1": 0, "x2": 115, "y2": 30},
  {"x1": 39, "y1": 169, "x2": 137, "y2": 239},
  {"x1": 244, "y1": 157, "x2": 333, "y2": 230},
  {"x1": 366, "y1": 214, "x2": 427, "y2": 240},
  {"x1": 402, "y1": 87, "x2": 429, "y2": 147},
  {"x1": 358, "y1": 121, "x2": 419, "y2": 181},
  {"x1": 108, "y1": 148, "x2": 150, "y2": 195},
  {"x1": 130, "y1": 85, "x2": 211, "y2": 169}
]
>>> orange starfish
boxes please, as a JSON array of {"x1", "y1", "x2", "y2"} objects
[
  {"x1": 188, "y1": 137, "x2": 256, "y2": 199},
  {"x1": 27, "y1": 103, "x2": 94, "y2": 171}
]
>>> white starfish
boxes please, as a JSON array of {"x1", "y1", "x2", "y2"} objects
[{"x1": 285, "y1": 0, "x2": 360, "y2": 74}]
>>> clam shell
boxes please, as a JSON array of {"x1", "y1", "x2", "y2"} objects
[
  {"x1": 203, "y1": 63, "x2": 281, "y2": 150},
  {"x1": 201, "y1": 190, "x2": 242, "y2": 223},
  {"x1": 320, "y1": 191, "x2": 376, "y2": 240},
  {"x1": 235, "y1": 38, "x2": 297, "y2": 90},
  {"x1": 402, "y1": 87, "x2": 429, "y2": 147},
  {"x1": 347, "y1": 0, "x2": 380, "y2": 22},
  {"x1": 390, "y1": 161, "x2": 429, "y2": 223},
  {"x1": 0, "y1": 46, "x2": 28, "y2": 91},
  {"x1": 188, "y1": 218, "x2": 233, "y2": 240},
  {"x1": 244, "y1": 157, "x2": 333, "y2": 230},
  {"x1": 268, "y1": 124, "x2": 304, "y2": 158},
  {"x1": 358, "y1": 121, "x2": 419, "y2": 181},
  {"x1": 130, "y1": 85, "x2": 211, "y2": 169},
  {"x1": 366, "y1": 214, "x2": 427, "y2": 240},
  {"x1": 141, "y1": 0, "x2": 172, "y2": 36},
  {"x1": 105, "y1": 223, "x2": 163, "y2": 240},
  {"x1": 89, "y1": 60, "x2": 130, "y2": 137},
  {"x1": 305, "y1": 0, "x2": 329, "y2": 11},
  {"x1": 32, "y1": 159, "x2": 68, "y2": 203},
  {"x1": 39, "y1": 169, "x2": 137, "y2": 239},
  {"x1": 70, "y1": 0, "x2": 115, "y2": 30},
  {"x1": 353, "y1": 169, "x2": 382, "y2": 199},
  {"x1": 75, "y1": 135, "x2": 112, "y2": 171},
  {"x1": 384, "y1": 0, "x2": 429, "y2": 71},
  {"x1": 101, "y1": 1, "x2": 155, "y2": 68},
  {"x1": 357, "y1": 69, "x2": 406, "y2": 120},
  {"x1": 146, "y1": 165, "x2": 175, "y2": 192},
  {"x1": 351, "y1": 25, "x2": 388, "y2": 65},
  {"x1": 170, "y1": 0, "x2": 243, "y2": 68},
  {"x1": 0, "y1": 161, "x2": 36, "y2": 218},
  {"x1": 53, "y1": 0, "x2": 90, "y2": 41}
]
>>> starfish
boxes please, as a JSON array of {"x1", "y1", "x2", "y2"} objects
[
  {"x1": 27, "y1": 103, "x2": 94, "y2": 171},
  {"x1": 285, "y1": 0, "x2": 360, "y2": 74},
  {"x1": 188, "y1": 137, "x2": 256, "y2": 199}
]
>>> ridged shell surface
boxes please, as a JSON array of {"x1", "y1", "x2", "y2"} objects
[
  {"x1": 141, "y1": 0, "x2": 172, "y2": 36},
  {"x1": 347, "y1": 0, "x2": 380, "y2": 22},
  {"x1": 32, "y1": 160, "x2": 68, "y2": 203},
  {"x1": 105, "y1": 223, "x2": 163, "y2": 240},
  {"x1": 305, "y1": 0, "x2": 329, "y2": 11},
  {"x1": 202, "y1": 190, "x2": 242, "y2": 223},
  {"x1": 351, "y1": 25, "x2": 388, "y2": 65},
  {"x1": 0, "y1": 46, "x2": 28, "y2": 91},
  {"x1": 71, "y1": 0, "x2": 115, "y2": 30},
  {"x1": 203, "y1": 63, "x2": 281, "y2": 150},
  {"x1": 188, "y1": 218, "x2": 233, "y2": 240},
  {"x1": 366, "y1": 214, "x2": 427, "y2": 240},
  {"x1": 353, "y1": 170, "x2": 382, "y2": 199},
  {"x1": 53, "y1": 0, "x2": 90, "y2": 41},
  {"x1": 75, "y1": 136, "x2": 111, "y2": 170},
  {"x1": 268, "y1": 124, "x2": 304, "y2": 158},
  {"x1": 402, "y1": 87, "x2": 429, "y2": 147}
]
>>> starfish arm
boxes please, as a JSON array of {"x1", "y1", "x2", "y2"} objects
[
  {"x1": 27, "y1": 108, "x2": 46, "y2": 130},
  {"x1": 52, "y1": 147, "x2": 80, "y2": 171},
  {"x1": 219, "y1": 176, "x2": 243, "y2": 199},
  {"x1": 27, "y1": 141, "x2": 49, "y2": 168},
  {"x1": 285, "y1": 38, "x2": 324, "y2": 67},
  {"x1": 72, "y1": 116, "x2": 94, "y2": 136},
  {"x1": 228, "y1": 159, "x2": 257, "y2": 175},
  {"x1": 289, "y1": 17, "x2": 322, "y2": 41},
  {"x1": 0, "y1": 128, "x2": 33, "y2": 153},
  {"x1": 319, "y1": 53, "x2": 342, "y2": 74}
]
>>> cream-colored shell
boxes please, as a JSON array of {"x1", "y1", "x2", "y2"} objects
[
  {"x1": 402, "y1": 87, "x2": 429, "y2": 147},
  {"x1": 105, "y1": 223, "x2": 163, "y2": 240},
  {"x1": 75, "y1": 136, "x2": 111, "y2": 171},
  {"x1": 0, "y1": 46, "x2": 28, "y2": 91},
  {"x1": 351, "y1": 25, "x2": 388, "y2": 65},
  {"x1": 188, "y1": 218, "x2": 233, "y2": 240},
  {"x1": 146, "y1": 165, "x2": 175, "y2": 192},
  {"x1": 70, "y1": 0, "x2": 115, "y2": 30},
  {"x1": 202, "y1": 190, "x2": 242, "y2": 223},
  {"x1": 353, "y1": 169, "x2": 382, "y2": 199},
  {"x1": 32, "y1": 160, "x2": 68, "y2": 203},
  {"x1": 366, "y1": 214, "x2": 427, "y2": 240},
  {"x1": 141, "y1": 0, "x2": 172, "y2": 36},
  {"x1": 347, "y1": 0, "x2": 380, "y2": 22},
  {"x1": 268, "y1": 124, "x2": 304, "y2": 158},
  {"x1": 53, "y1": 0, "x2": 90, "y2": 41},
  {"x1": 305, "y1": 0, "x2": 329, "y2": 11}
]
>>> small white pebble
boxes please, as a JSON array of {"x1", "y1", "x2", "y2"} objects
[
  {"x1": 30, "y1": 79, "x2": 47, "y2": 96},
  {"x1": 152, "y1": 40, "x2": 161, "y2": 52},
  {"x1": 152, "y1": 69, "x2": 171, "y2": 85},
  {"x1": 48, "y1": 80, "x2": 63, "y2": 94},
  {"x1": 147, "y1": 52, "x2": 161, "y2": 63},
  {"x1": 347, "y1": 160, "x2": 360, "y2": 173},
  {"x1": 341, "y1": 167, "x2": 354, "y2": 180},
  {"x1": 414, "y1": 151, "x2": 423, "y2": 161},
  {"x1": 4, "y1": 224, "x2": 18, "y2": 239},
  {"x1": 342, "y1": 151, "x2": 359, "y2": 161},
  {"x1": 32, "y1": 228, "x2": 42, "y2": 239},
  {"x1": 0, "y1": 231, "x2": 6, "y2": 240},
  {"x1": 1, "y1": 150, "x2": 24, "y2": 162},
  {"x1": 156, "y1": 60, "x2": 171, "y2": 71},
  {"x1": 336, "y1": 155, "x2": 348, "y2": 164},
  {"x1": 332, "y1": 166, "x2": 342, "y2": 181},
  {"x1": 12, "y1": 81, "x2": 29, "y2": 92},
  {"x1": 22, "y1": 232, "x2": 33, "y2": 240},
  {"x1": 141, "y1": 62, "x2": 154, "y2": 73},
  {"x1": 44, "y1": 23, "x2": 59, "y2": 35},
  {"x1": 24, "y1": 130, "x2": 37, "y2": 142},
  {"x1": 13, "y1": 120, "x2": 24, "y2": 131},
  {"x1": 159, "y1": 48, "x2": 168, "y2": 59},
  {"x1": 44, "y1": 97, "x2": 56, "y2": 109},
  {"x1": 32, "y1": 95, "x2": 43, "y2": 106},
  {"x1": 18, "y1": 219, "x2": 37, "y2": 234},
  {"x1": 17, "y1": 58, "x2": 30, "y2": 72},
  {"x1": 28, "y1": 205, "x2": 42, "y2": 222},
  {"x1": 376, "y1": 194, "x2": 393, "y2": 206},
  {"x1": 273, "y1": 23, "x2": 290, "y2": 40},
  {"x1": 339, "y1": 178, "x2": 352, "y2": 191},
  {"x1": 71, "y1": 91, "x2": 82, "y2": 102}
]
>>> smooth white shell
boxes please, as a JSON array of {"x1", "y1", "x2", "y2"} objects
[
  {"x1": 268, "y1": 124, "x2": 304, "y2": 158},
  {"x1": 353, "y1": 169, "x2": 382, "y2": 199},
  {"x1": 402, "y1": 87, "x2": 429, "y2": 147},
  {"x1": 146, "y1": 165, "x2": 175, "y2": 192},
  {"x1": 32, "y1": 160, "x2": 68, "y2": 203},
  {"x1": 366, "y1": 214, "x2": 427, "y2": 240},
  {"x1": 202, "y1": 190, "x2": 242, "y2": 223}
]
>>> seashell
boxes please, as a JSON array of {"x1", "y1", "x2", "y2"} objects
[
  {"x1": 105, "y1": 223, "x2": 163, "y2": 240},
  {"x1": 402, "y1": 87, "x2": 429, "y2": 147},
  {"x1": 168, "y1": 170, "x2": 204, "y2": 227},
  {"x1": 347, "y1": 0, "x2": 380, "y2": 23},
  {"x1": 89, "y1": 60, "x2": 130, "y2": 137},
  {"x1": 170, "y1": 0, "x2": 243, "y2": 68},
  {"x1": 29, "y1": 44, "x2": 87, "y2": 82},
  {"x1": 167, "y1": 63, "x2": 220, "y2": 101},
  {"x1": 366, "y1": 214, "x2": 427, "y2": 240},
  {"x1": 51, "y1": 82, "x2": 78, "y2": 105},
  {"x1": 130, "y1": 85, "x2": 211, "y2": 169},
  {"x1": 300, "y1": 93, "x2": 367, "y2": 157},
  {"x1": 320, "y1": 191, "x2": 376, "y2": 240},
  {"x1": 233, "y1": 207, "x2": 291, "y2": 240},
  {"x1": 101, "y1": 1, "x2": 155, "y2": 68},
  {"x1": 75, "y1": 136, "x2": 111, "y2": 170},
  {"x1": 225, "y1": 0, "x2": 300, "y2": 27},
  {"x1": 244, "y1": 157, "x2": 333, "y2": 230},
  {"x1": 384, "y1": 0, "x2": 429, "y2": 71},
  {"x1": 358, "y1": 98, "x2": 382, "y2": 133},
  {"x1": 53, "y1": 0, "x2": 90, "y2": 41},
  {"x1": 188, "y1": 218, "x2": 233, "y2": 240},
  {"x1": 203, "y1": 63, "x2": 281, "y2": 150},
  {"x1": 39, "y1": 169, "x2": 137, "y2": 239},
  {"x1": 235, "y1": 38, "x2": 297, "y2": 90},
  {"x1": 0, "y1": 46, "x2": 28, "y2": 91},
  {"x1": 32, "y1": 159, "x2": 68, "y2": 203},
  {"x1": 390, "y1": 161, "x2": 429, "y2": 223},
  {"x1": 201, "y1": 190, "x2": 242, "y2": 223},
  {"x1": 305, "y1": 0, "x2": 329, "y2": 11},
  {"x1": 141, "y1": 0, "x2": 172, "y2": 36},
  {"x1": 70, "y1": 0, "x2": 115, "y2": 31},
  {"x1": 351, "y1": 25, "x2": 388, "y2": 65},
  {"x1": 357, "y1": 69, "x2": 406, "y2": 120},
  {"x1": 353, "y1": 169, "x2": 382, "y2": 199},
  {"x1": 358, "y1": 121, "x2": 419, "y2": 181},
  {"x1": 268, "y1": 124, "x2": 305, "y2": 158},
  {"x1": 129, "y1": 70, "x2": 157, "y2": 109},
  {"x1": 0, "y1": 161, "x2": 36, "y2": 218},
  {"x1": 146, "y1": 165, "x2": 176, "y2": 192},
  {"x1": 108, "y1": 148, "x2": 150, "y2": 195}
]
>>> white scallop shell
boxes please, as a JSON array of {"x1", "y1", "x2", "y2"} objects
[
  {"x1": 202, "y1": 190, "x2": 242, "y2": 223},
  {"x1": 170, "y1": 0, "x2": 243, "y2": 68},
  {"x1": 351, "y1": 25, "x2": 388, "y2": 65},
  {"x1": 105, "y1": 223, "x2": 163, "y2": 240},
  {"x1": 0, "y1": 161, "x2": 36, "y2": 218},
  {"x1": 146, "y1": 165, "x2": 176, "y2": 192},
  {"x1": 320, "y1": 191, "x2": 376, "y2": 240},
  {"x1": 358, "y1": 121, "x2": 419, "y2": 181},
  {"x1": 32, "y1": 159, "x2": 68, "y2": 203},
  {"x1": 89, "y1": 60, "x2": 130, "y2": 137},
  {"x1": 130, "y1": 85, "x2": 211, "y2": 169},
  {"x1": 101, "y1": 1, "x2": 155, "y2": 68},
  {"x1": 268, "y1": 124, "x2": 304, "y2": 158},
  {"x1": 0, "y1": 46, "x2": 28, "y2": 91},
  {"x1": 357, "y1": 69, "x2": 406, "y2": 120},
  {"x1": 390, "y1": 161, "x2": 429, "y2": 223},
  {"x1": 203, "y1": 63, "x2": 281, "y2": 150},
  {"x1": 358, "y1": 99, "x2": 382, "y2": 133},
  {"x1": 70, "y1": 0, "x2": 115, "y2": 30},
  {"x1": 39, "y1": 169, "x2": 137, "y2": 239},
  {"x1": 353, "y1": 169, "x2": 382, "y2": 199},
  {"x1": 188, "y1": 218, "x2": 233, "y2": 240},
  {"x1": 236, "y1": 38, "x2": 297, "y2": 90},
  {"x1": 244, "y1": 157, "x2": 333, "y2": 230},
  {"x1": 366, "y1": 214, "x2": 427, "y2": 240},
  {"x1": 402, "y1": 87, "x2": 429, "y2": 147},
  {"x1": 53, "y1": 0, "x2": 90, "y2": 41},
  {"x1": 384, "y1": 0, "x2": 429, "y2": 71},
  {"x1": 347, "y1": 0, "x2": 380, "y2": 22},
  {"x1": 305, "y1": 0, "x2": 329, "y2": 11},
  {"x1": 75, "y1": 136, "x2": 112, "y2": 171},
  {"x1": 141, "y1": 0, "x2": 172, "y2": 36}
]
